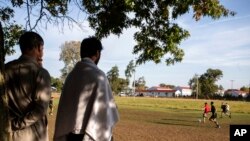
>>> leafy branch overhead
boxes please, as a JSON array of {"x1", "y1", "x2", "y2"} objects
[
  {"x1": 85, "y1": 0, "x2": 235, "y2": 65},
  {"x1": 1, "y1": 0, "x2": 235, "y2": 65}
]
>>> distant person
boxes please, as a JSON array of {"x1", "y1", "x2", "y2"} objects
[
  {"x1": 49, "y1": 95, "x2": 54, "y2": 115},
  {"x1": 209, "y1": 101, "x2": 221, "y2": 128},
  {"x1": 4, "y1": 31, "x2": 51, "y2": 141},
  {"x1": 225, "y1": 103, "x2": 231, "y2": 118},
  {"x1": 221, "y1": 102, "x2": 231, "y2": 118},
  {"x1": 220, "y1": 102, "x2": 226, "y2": 117},
  {"x1": 54, "y1": 37, "x2": 119, "y2": 141},
  {"x1": 203, "y1": 102, "x2": 210, "y2": 123}
]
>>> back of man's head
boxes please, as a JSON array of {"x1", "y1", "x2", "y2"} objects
[
  {"x1": 80, "y1": 37, "x2": 103, "y2": 58},
  {"x1": 19, "y1": 31, "x2": 44, "y2": 53}
]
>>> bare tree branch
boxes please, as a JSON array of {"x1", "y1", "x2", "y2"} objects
[
  {"x1": 30, "y1": 0, "x2": 44, "y2": 31},
  {"x1": 26, "y1": 0, "x2": 32, "y2": 30}
]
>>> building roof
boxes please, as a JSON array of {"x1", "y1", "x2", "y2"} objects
[{"x1": 148, "y1": 86, "x2": 173, "y2": 90}]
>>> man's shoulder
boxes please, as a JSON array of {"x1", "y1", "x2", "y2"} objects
[
  {"x1": 96, "y1": 68, "x2": 106, "y2": 75},
  {"x1": 39, "y1": 67, "x2": 51, "y2": 78},
  {"x1": 78, "y1": 61, "x2": 106, "y2": 75},
  {"x1": 5, "y1": 59, "x2": 19, "y2": 69}
]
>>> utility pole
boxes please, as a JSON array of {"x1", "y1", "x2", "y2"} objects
[
  {"x1": 231, "y1": 80, "x2": 234, "y2": 89},
  {"x1": 133, "y1": 68, "x2": 136, "y2": 96}
]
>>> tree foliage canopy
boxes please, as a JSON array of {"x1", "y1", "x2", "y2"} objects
[
  {"x1": 51, "y1": 76, "x2": 63, "y2": 92},
  {"x1": 189, "y1": 68, "x2": 223, "y2": 98},
  {"x1": 0, "y1": 0, "x2": 76, "y2": 58},
  {"x1": 59, "y1": 41, "x2": 81, "y2": 81},
  {"x1": 1, "y1": 0, "x2": 235, "y2": 65},
  {"x1": 133, "y1": 76, "x2": 147, "y2": 90},
  {"x1": 85, "y1": 0, "x2": 235, "y2": 65},
  {"x1": 125, "y1": 60, "x2": 135, "y2": 85},
  {"x1": 240, "y1": 86, "x2": 250, "y2": 93},
  {"x1": 159, "y1": 83, "x2": 175, "y2": 89},
  {"x1": 107, "y1": 65, "x2": 128, "y2": 94}
]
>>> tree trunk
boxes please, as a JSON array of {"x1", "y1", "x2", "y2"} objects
[{"x1": 0, "y1": 22, "x2": 11, "y2": 141}]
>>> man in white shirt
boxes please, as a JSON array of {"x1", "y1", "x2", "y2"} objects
[{"x1": 54, "y1": 37, "x2": 119, "y2": 141}]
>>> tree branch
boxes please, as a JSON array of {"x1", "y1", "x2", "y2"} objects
[
  {"x1": 26, "y1": 0, "x2": 32, "y2": 30},
  {"x1": 30, "y1": 0, "x2": 44, "y2": 31}
]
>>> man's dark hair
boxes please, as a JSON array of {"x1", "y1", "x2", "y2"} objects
[
  {"x1": 19, "y1": 31, "x2": 44, "y2": 53},
  {"x1": 80, "y1": 37, "x2": 103, "y2": 58}
]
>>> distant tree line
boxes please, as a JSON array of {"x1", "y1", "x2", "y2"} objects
[
  {"x1": 60, "y1": 46, "x2": 250, "y2": 98},
  {"x1": 189, "y1": 68, "x2": 250, "y2": 101},
  {"x1": 51, "y1": 76, "x2": 63, "y2": 92},
  {"x1": 189, "y1": 68, "x2": 223, "y2": 99}
]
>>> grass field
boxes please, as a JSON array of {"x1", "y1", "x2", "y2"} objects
[{"x1": 48, "y1": 96, "x2": 250, "y2": 141}]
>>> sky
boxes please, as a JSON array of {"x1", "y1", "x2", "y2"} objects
[{"x1": 4, "y1": 0, "x2": 250, "y2": 90}]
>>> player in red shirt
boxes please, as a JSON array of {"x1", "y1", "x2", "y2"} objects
[{"x1": 203, "y1": 102, "x2": 210, "y2": 123}]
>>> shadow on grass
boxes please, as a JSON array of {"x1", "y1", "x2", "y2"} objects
[
  {"x1": 162, "y1": 118, "x2": 199, "y2": 123},
  {"x1": 149, "y1": 118, "x2": 205, "y2": 127}
]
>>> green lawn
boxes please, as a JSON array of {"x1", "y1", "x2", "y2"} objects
[
  {"x1": 49, "y1": 96, "x2": 250, "y2": 141},
  {"x1": 116, "y1": 97, "x2": 250, "y2": 113}
]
